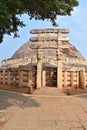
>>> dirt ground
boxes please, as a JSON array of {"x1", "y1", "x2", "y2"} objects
[
  {"x1": 0, "y1": 84, "x2": 29, "y2": 94},
  {"x1": 0, "y1": 84, "x2": 87, "y2": 95},
  {"x1": 0, "y1": 123, "x2": 4, "y2": 130},
  {"x1": 63, "y1": 86, "x2": 87, "y2": 95}
]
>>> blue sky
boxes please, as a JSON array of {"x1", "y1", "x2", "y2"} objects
[{"x1": 0, "y1": 0, "x2": 87, "y2": 64}]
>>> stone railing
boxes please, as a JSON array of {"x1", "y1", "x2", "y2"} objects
[
  {"x1": 0, "y1": 66, "x2": 87, "y2": 88},
  {"x1": 1, "y1": 57, "x2": 32, "y2": 68},
  {"x1": 63, "y1": 57, "x2": 87, "y2": 66},
  {"x1": 1, "y1": 56, "x2": 87, "y2": 71}
]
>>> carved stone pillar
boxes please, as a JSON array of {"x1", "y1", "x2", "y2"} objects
[
  {"x1": 79, "y1": 70, "x2": 86, "y2": 88},
  {"x1": 36, "y1": 48, "x2": 42, "y2": 89},
  {"x1": 77, "y1": 71, "x2": 79, "y2": 87},
  {"x1": 28, "y1": 71, "x2": 32, "y2": 87},
  {"x1": 71, "y1": 71, "x2": 74, "y2": 87},
  {"x1": 8, "y1": 71, "x2": 11, "y2": 85},
  {"x1": 64, "y1": 71, "x2": 67, "y2": 87},
  {"x1": 3, "y1": 69, "x2": 5, "y2": 84},
  {"x1": 19, "y1": 69, "x2": 23, "y2": 87},
  {"x1": 42, "y1": 70, "x2": 46, "y2": 87},
  {"x1": 56, "y1": 47, "x2": 62, "y2": 89}
]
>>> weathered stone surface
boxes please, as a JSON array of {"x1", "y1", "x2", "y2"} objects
[
  {"x1": 30, "y1": 29, "x2": 69, "y2": 34},
  {"x1": 11, "y1": 41, "x2": 83, "y2": 60},
  {"x1": 0, "y1": 112, "x2": 6, "y2": 123}
]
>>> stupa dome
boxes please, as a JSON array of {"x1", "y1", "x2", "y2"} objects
[{"x1": 11, "y1": 41, "x2": 84, "y2": 60}]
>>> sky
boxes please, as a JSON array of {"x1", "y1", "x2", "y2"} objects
[{"x1": 0, "y1": 0, "x2": 87, "y2": 65}]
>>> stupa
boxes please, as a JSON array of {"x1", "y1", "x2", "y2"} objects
[{"x1": 1, "y1": 29, "x2": 87, "y2": 89}]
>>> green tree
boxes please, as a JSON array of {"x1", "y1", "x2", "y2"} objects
[{"x1": 0, "y1": 0, "x2": 79, "y2": 43}]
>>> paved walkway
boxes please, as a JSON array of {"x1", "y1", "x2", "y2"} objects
[
  {"x1": 33, "y1": 87, "x2": 65, "y2": 96},
  {"x1": 0, "y1": 89, "x2": 87, "y2": 130}
]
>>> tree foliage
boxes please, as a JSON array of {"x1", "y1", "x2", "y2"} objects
[{"x1": 0, "y1": 0, "x2": 79, "y2": 43}]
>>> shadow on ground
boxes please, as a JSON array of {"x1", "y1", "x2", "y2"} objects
[
  {"x1": 0, "y1": 90, "x2": 40, "y2": 110},
  {"x1": 74, "y1": 94, "x2": 87, "y2": 98}
]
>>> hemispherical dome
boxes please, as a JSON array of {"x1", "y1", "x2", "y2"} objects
[{"x1": 11, "y1": 41, "x2": 84, "y2": 60}]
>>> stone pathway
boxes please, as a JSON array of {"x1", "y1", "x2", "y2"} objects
[
  {"x1": 0, "y1": 90, "x2": 87, "y2": 130},
  {"x1": 33, "y1": 86, "x2": 65, "y2": 96}
]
